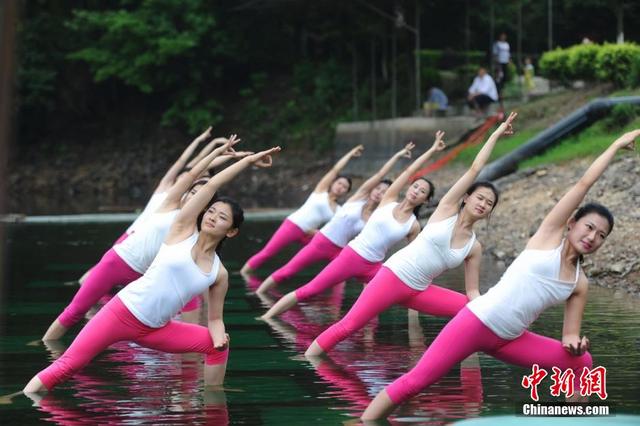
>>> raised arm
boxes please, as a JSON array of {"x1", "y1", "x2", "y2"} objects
[
  {"x1": 186, "y1": 137, "x2": 229, "y2": 169},
  {"x1": 168, "y1": 146, "x2": 281, "y2": 241},
  {"x1": 347, "y1": 143, "x2": 415, "y2": 202},
  {"x1": 529, "y1": 129, "x2": 638, "y2": 248},
  {"x1": 432, "y1": 112, "x2": 516, "y2": 220},
  {"x1": 314, "y1": 145, "x2": 364, "y2": 193},
  {"x1": 158, "y1": 137, "x2": 240, "y2": 212},
  {"x1": 154, "y1": 126, "x2": 212, "y2": 193},
  {"x1": 380, "y1": 133, "x2": 446, "y2": 206}
]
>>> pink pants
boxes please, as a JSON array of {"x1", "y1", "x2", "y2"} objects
[
  {"x1": 38, "y1": 296, "x2": 228, "y2": 390},
  {"x1": 316, "y1": 267, "x2": 467, "y2": 352},
  {"x1": 271, "y1": 232, "x2": 342, "y2": 283},
  {"x1": 246, "y1": 219, "x2": 312, "y2": 270},
  {"x1": 114, "y1": 231, "x2": 130, "y2": 245},
  {"x1": 294, "y1": 246, "x2": 381, "y2": 302},
  {"x1": 385, "y1": 306, "x2": 593, "y2": 404},
  {"x1": 58, "y1": 249, "x2": 142, "y2": 328},
  {"x1": 182, "y1": 294, "x2": 204, "y2": 313}
]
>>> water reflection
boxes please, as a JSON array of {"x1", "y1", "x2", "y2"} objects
[{"x1": 1, "y1": 221, "x2": 640, "y2": 425}]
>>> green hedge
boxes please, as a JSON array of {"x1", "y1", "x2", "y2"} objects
[{"x1": 539, "y1": 42, "x2": 640, "y2": 88}]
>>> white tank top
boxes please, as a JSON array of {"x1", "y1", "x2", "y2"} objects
[
  {"x1": 114, "y1": 209, "x2": 179, "y2": 273},
  {"x1": 467, "y1": 241, "x2": 580, "y2": 340},
  {"x1": 126, "y1": 192, "x2": 168, "y2": 234},
  {"x1": 320, "y1": 200, "x2": 367, "y2": 248},
  {"x1": 385, "y1": 215, "x2": 476, "y2": 291},
  {"x1": 348, "y1": 202, "x2": 417, "y2": 263},
  {"x1": 119, "y1": 233, "x2": 221, "y2": 328},
  {"x1": 287, "y1": 192, "x2": 336, "y2": 232}
]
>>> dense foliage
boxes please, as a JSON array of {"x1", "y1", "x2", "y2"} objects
[
  {"x1": 539, "y1": 42, "x2": 640, "y2": 87},
  {"x1": 13, "y1": 0, "x2": 640, "y2": 150}
]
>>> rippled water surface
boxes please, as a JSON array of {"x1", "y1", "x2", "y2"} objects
[{"x1": 1, "y1": 220, "x2": 639, "y2": 425}]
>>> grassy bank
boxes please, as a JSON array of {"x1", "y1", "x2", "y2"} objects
[{"x1": 454, "y1": 87, "x2": 640, "y2": 169}]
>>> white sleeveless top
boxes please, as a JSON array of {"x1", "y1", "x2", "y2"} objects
[
  {"x1": 287, "y1": 192, "x2": 336, "y2": 232},
  {"x1": 467, "y1": 241, "x2": 580, "y2": 340},
  {"x1": 385, "y1": 215, "x2": 476, "y2": 291},
  {"x1": 126, "y1": 192, "x2": 168, "y2": 234},
  {"x1": 348, "y1": 202, "x2": 417, "y2": 263},
  {"x1": 114, "y1": 209, "x2": 179, "y2": 273},
  {"x1": 320, "y1": 200, "x2": 367, "y2": 248},
  {"x1": 119, "y1": 233, "x2": 221, "y2": 328}
]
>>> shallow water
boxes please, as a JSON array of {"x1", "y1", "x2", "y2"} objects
[{"x1": 1, "y1": 221, "x2": 639, "y2": 425}]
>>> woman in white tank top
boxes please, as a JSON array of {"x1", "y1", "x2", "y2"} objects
[
  {"x1": 24, "y1": 142, "x2": 282, "y2": 394},
  {"x1": 362, "y1": 129, "x2": 639, "y2": 420},
  {"x1": 76, "y1": 126, "x2": 222, "y2": 285},
  {"x1": 42, "y1": 137, "x2": 247, "y2": 340},
  {"x1": 305, "y1": 112, "x2": 518, "y2": 358},
  {"x1": 240, "y1": 145, "x2": 365, "y2": 277},
  {"x1": 261, "y1": 133, "x2": 447, "y2": 320},
  {"x1": 254, "y1": 143, "x2": 416, "y2": 294}
]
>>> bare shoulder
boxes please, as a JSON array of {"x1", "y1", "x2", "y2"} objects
[
  {"x1": 471, "y1": 240, "x2": 483, "y2": 255},
  {"x1": 572, "y1": 270, "x2": 589, "y2": 296},
  {"x1": 215, "y1": 264, "x2": 229, "y2": 285}
]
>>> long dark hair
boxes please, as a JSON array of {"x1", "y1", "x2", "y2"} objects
[
  {"x1": 573, "y1": 202, "x2": 614, "y2": 235},
  {"x1": 460, "y1": 181, "x2": 500, "y2": 212},
  {"x1": 334, "y1": 174, "x2": 353, "y2": 192},
  {"x1": 197, "y1": 195, "x2": 245, "y2": 255},
  {"x1": 412, "y1": 177, "x2": 436, "y2": 218}
]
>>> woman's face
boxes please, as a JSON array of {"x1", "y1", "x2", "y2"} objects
[
  {"x1": 330, "y1": 177, "x2": 351, "y2": 197},
  {"x1": 200, "y1": 201, "x2": 237, "y2": 238},
  {"x1": 567, "y1": 212, "x2": 611, "y2": 255},
  {"x1": 462, "y1": 187, "x2": 496, "y2": 219},
  {"x1": 369, "y1": 182, "x2": 391, "y2": 204},
  {"x1": 404, "y1": 180, "x2": 431, "y2": 206}
]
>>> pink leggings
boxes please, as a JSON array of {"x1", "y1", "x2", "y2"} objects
[
  {"x1": 385, "y1": 306, "x2": 593, "y2": 404},
  {"x1": 294, "y1": 246, "x2": 381, "y2": 302},
  {"x1": 246, "y1": 219, "x2": 311, "y2": 270},
  {"x1": 39, "y1": 296, "x2": 228, "y2": 390},
  {"x1": 114, "y1": 231, "x2": 130, "y2": 245},
  {"x1": 182, "y1": 294, "x2": 204, "y2": 313},
  {"x1": 58, "y1": 249, "x2": 142, "y2": 328},
  {"x1": 316, "y1": 267, "x2": 467, "y2": 352},
  {"x1": 271, "y1": 232, "x2": 342, "y2": 283}
]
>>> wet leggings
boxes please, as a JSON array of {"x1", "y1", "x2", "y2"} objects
[
  {"x1": 58, "y1": 249, "x2": 142, "y2": 328},
  {"x1": 246, "y1": 219, "x2": 311, "y2": 270},
  {"x1": 294, "y1": 246, "x2": 381, "y2": 302},
  {"x1": 385, "y1": 306, "x2": 593, "y2": 404},
  {"x1": 316, "y1": 267, "x2": 467, "y2": 352},
  {"x1": 38, "y1": 296, "x2": 228, "y2": 390},
  {"x1": 271, "y1": 232, "x2": 342, "y2": 283}
]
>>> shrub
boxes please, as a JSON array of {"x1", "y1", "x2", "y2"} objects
[
  {"x1": 539, "y1": 48, "x2": 571, "y2": 84},
  {"x1": 595, "y1": 43, "x2": 640, "y2": 87},
  {"x1": 601, "y1": 103, "x2": 640, "y2": 131},
  {"x1": 566, "y1": 44, "x2": 600, "y2": 80}
]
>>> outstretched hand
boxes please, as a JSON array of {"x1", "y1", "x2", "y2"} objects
[
  {"x1": 613, "y1": 129, "x2": 640, "y2": 151},
  {"x1": 398, "y1": 142, "x2": 415, "y2": 158},
  {"x1": 195, "y1": 126, "x2": 213, "y2": 143},
  {"x1": 431, "y1": 130, "x2": 446, "y2": 152},
  {"x1": 248, "y1": 146, "x2": 281, "y2": 168},
  {"x1": 220, "y1": 134, "x2": 242, "y2": 155},
  {"x1": 495, "y1": 111, "x2": 518, "y2": 137},
  {"x1": 349, "y1": 144, "x2": 365, "y2": 158}
]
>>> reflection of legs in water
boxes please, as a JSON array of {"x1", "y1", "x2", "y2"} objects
[{"x1": 256, "y1": 233, "x2": 341, "y2": 294}]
